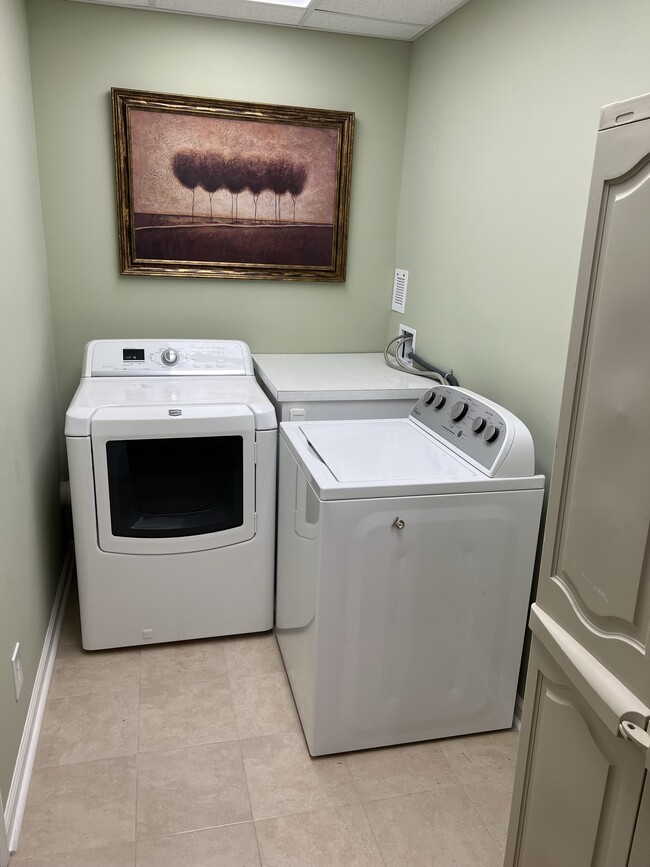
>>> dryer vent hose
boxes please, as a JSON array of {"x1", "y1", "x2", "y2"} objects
[{"x1": 384, "y1": 335, "x2": 459, "y2": 386}]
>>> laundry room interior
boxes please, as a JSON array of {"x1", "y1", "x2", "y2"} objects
[{"x1": 3, "y1": 0, "x2": 650, "y2": 864}]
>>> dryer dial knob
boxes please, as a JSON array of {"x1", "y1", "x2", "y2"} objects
[
  {"x1": 450, "y1": 401, "x2": 468, "y2": 422},
  {"x1": 472, "y1": 416, "x2": 486, "y2": 433},
  {"x1": 484, "y1": 424, "x2": 500, "y2": 443},
  {"x1": 432, "y1": 393, "x2": 446, "y2": 409},
  {"x1": 161, "y1": 348, "x2": 179, "y2": 366},
  {"x1": 424, "y1": 389, "x2": 436, "y2": 405}
]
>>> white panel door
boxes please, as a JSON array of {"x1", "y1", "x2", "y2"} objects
[
  {"x1": 536, "y1": 101, "x2": 650, "y2": 705},
  {"x1": 505, "y1": 638, "x2": 646, "y2": 867},
  {"x1": 506, "y1": 93, "x2": 650, "y2": 867},
  {"x1": 628, "y1": 777, "x2": 650, "y2": 867}
]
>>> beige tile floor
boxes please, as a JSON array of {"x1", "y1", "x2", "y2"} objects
[{"x1": 12, "y1": 586, "x2": 518, "y2": 866}]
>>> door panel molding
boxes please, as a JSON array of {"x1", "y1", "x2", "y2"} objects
[
  {"x1": 505, "y1": 638, "x2": 646, "y2": 867},
  {"x1": 537, "y1": 114, "x2": 650, "y2": 706}
]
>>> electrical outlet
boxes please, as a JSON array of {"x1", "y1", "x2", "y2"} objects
[
  {"x1": 11, "y1": 643, "x2": 23, "y2": 700},
  {"x1": 398, "y1": 325, "x2": 416, "y2": 368}
]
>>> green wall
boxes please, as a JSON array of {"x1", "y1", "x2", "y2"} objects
[
  {"x1": 0, "y1": 0, "x2": 62, "y2": 803},
  {"x1": 391, "y1": 0, "x2": 650, "y2": 482},
  {"x1": 26, "y1": 0, "x2": 411, "y2": 411},
  {"x1": 6, "y1": 0, "x2": 650, "y2": 805},
  {"x1": 390, "y1": 0, "x2": 650, "y2": 690}
]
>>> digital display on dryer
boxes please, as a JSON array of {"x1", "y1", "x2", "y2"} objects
[{"x1": 123, "y1": 349, "x2": 145, "y2": 361}]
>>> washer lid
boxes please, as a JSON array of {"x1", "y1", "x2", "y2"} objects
[{"x1": 300, "y1": 420, "x2": 478, "y2": 483}]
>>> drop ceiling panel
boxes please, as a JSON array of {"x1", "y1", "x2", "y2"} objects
[
  {"x1": 69, "y1": 0, "x2": 149, "y2": 7},
  {"x1": 315, "y1": 0, "x2": 448, "y2": 26},
  {"x1": 154, "y1": 0, "x2": 305, "y2": 24},
  {"x1": 304, "y1": 10, "x2": 422, "y2": 40},
  {"x1": 66, "y1": 0, "x2": 471, "y2": 40}
]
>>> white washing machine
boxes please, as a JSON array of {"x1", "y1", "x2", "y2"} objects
[
  {"x1": 65, "y1": 339, "x2": 277, "y2": 650},
  {"x1": 253, "y1": 352, "x2": 429, "y2": 421},
  {"x1": 276, "y1": 385, "x2": 545, "y2": 755}
]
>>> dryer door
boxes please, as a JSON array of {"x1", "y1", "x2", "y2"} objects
[{"x1": 91, "y1": 404, "x2": 256, "y2": 554}]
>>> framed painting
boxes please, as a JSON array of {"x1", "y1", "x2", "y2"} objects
[{"x1": 111, "y1": 88, "x2": 355, "y2": 281}]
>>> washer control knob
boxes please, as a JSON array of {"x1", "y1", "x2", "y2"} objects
[
  {"x1": 432, "y1": 393, "x2": 446, "y2": 409},
  {"x1": 161, "y1": 348, "x2": 179, "y2": 366},
  {"x1": 471, "y1": 416, "x2": 486, "y2": 433},
  {"x1": 450, "y1": 401, "x2": 468, "y2": 422},
  {"x1": 424, "y1": 389, "x2": 437, "y2": 405},
  {"x1": 484, "y1": 424, "x2": 500, "y2": 443}
]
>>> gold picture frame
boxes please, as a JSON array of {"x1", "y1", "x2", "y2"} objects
[{"x1": 112, "y1": 88, "x2": 355, "y2": 281}]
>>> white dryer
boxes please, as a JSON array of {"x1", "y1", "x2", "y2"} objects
[
  {"x1": 65, "y1": 339, "x2": 277, "y2": 650},
  {"x1": 276, "y1": 385, "x2": 544, "y2": 755}
]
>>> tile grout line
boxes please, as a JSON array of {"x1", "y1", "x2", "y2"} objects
[
  {"x1": 359, "y1": 801, "x2": 388, "y2": 867},
  {"x1": 135, "y1": 817, "x2": 258, "y2": 845},
  {"x1": 235, "y1": 723, "x2": 263, "y2": 865},
  {"x1": 36, "y1": 684, "x2": 142, "y2": 767},
  {"x1": 344, "y1": 755, "x2": 388, "y2": 867},
  {"x1": 224, "y1": 650, "x2": 260, "y2": 861},
  {"x1": 137, "y1": 735, "x2": 242, "y2": 758},
  {"x1": 459, "y1": 778, "x2": 511, "y2": 855},
  {"x1": 458, "y1": 778, "x2": 505, "y2": 846}
]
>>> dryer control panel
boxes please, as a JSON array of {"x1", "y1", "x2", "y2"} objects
[
  {"x1": 410, "y1": 385, "x2": 530, "y2": 477},
  {"x1": 84, "y1": 339, "x2": 254, "y2": 377}
]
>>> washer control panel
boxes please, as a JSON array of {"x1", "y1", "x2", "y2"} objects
[
  {"x1": 411, "y1": 385, "x2": 508, "y2": 473},
  {"x1": 86, "y1": 339, "x2": 254, "y2": 377}
]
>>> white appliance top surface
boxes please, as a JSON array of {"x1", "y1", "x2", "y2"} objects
[
  {"x1": 253, "y1": 353, "x2": 429, "y2": 401},
  {"x1": 281, "y1": 407, "x2": 544, "y2": 500},
  {"x1": 67, "y1": 339, "x2": 277, "y2": 435},
  {"x1": 85, "y1": 339, "x2": 254, "y2": 377},
  {"x1": 301, "y1": 420, "x2": 476, "y2": 483},
  {"x1": 66, "y1": 376, "x2": 277, "y2": 436}
]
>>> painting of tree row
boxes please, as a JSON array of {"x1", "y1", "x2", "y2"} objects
[
  {"x1": 171, "y1": 150, "x2": 308, "y2": 224},
  {"x1": 112, "y1": 89, "x2": 355, "y2": 281}
]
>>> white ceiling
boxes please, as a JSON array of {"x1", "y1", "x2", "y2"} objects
[{"x1": 68, "y1": 0, "x2": 470, "y2": 40}]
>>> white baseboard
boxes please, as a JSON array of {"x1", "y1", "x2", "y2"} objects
[
  {"x1": 4, "y1": 544, "x2": 74, "y2": 854},
  {"x1": 513, "y1": 693, "x2": 524, "y2": 732}
]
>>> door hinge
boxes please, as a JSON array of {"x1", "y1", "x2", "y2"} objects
[
  {"x1": 619, "y1": 720, "x2": 650, "y2": 755},
  {"x1": 254, "y1": 512, "x2": 257, "y2": 533},
  {"x1": 254, "y1": 442, "x2": 258, "y2": 464}
]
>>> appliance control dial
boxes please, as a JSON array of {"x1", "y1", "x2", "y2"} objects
[
  {"x1": 450, "y1": 401, "x2": 468, "y2": 422},
  {"x1": 410, "y1": 386, "x2": 512, "y2": 474},
  {"x1": 161, "y1": 348, "x2": 179, "y2": 366}
]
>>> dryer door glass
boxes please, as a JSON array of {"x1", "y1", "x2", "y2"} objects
[{"x1": 106, "y1": 435, "x2": 243, "y2": 538}]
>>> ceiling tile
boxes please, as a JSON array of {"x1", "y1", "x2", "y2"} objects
[
  {"x1": 153, "y1": 0, "x2": 305, "y2": 24},
  {"x1": 303, "y1": 10, "x2": 423, "y2": 39},
  {"x1": 315, "y1": 0, "x2": 440, "y2": 26},
  {"x1": 66, "y1": 0, "x2": 470, "y2": 39},
  {"x1": 68, "y1": 0, "x2": 149, "y2": 7}
]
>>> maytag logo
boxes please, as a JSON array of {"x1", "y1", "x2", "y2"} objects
[{"x1": 168, "y1": 409, "x2": 182, "y2": 416}]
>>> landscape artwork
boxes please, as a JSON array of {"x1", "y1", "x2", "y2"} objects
[{"x1": 112, "y1": 89, "x2": 355, "y2": 281}]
